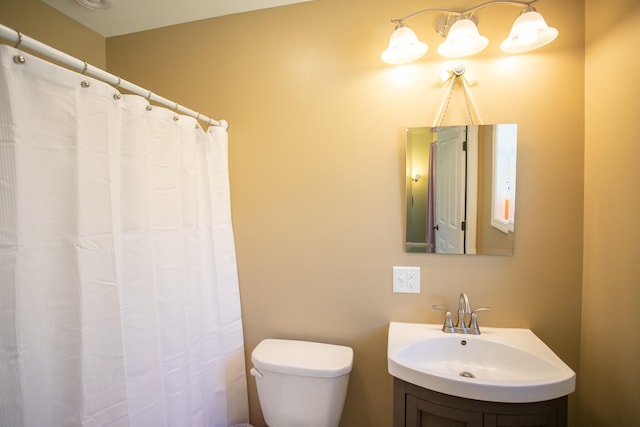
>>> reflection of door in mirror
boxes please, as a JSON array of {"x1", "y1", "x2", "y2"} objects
[
  {"x1": 434, "y1": 126, "x2": 466, "y2": 254},
  {"x1": 405, "y1": 124, "x2": 517, "y2": 256}
]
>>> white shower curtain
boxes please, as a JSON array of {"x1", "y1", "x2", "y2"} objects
[{"x1": 0, "y1": 45, "x2": 249, "y2": 427}]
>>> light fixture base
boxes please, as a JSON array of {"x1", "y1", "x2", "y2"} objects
[{"x1": 76, "y1": 0, "x2": 112, "y2": 10}]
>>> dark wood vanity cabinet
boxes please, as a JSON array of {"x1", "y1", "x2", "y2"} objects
[{"x1": 393, "y1": 377, "x2": 568, "y2": 427}]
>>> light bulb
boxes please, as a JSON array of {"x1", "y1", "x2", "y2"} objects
[
  {"x1": 517, "y1": 23, "x2": 539, "y2": 46},
  {"x1": 437, "y1": 18, "x2": 488, "y2": 58}
]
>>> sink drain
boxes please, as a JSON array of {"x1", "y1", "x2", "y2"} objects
[{"x1": 459, "y1": 371, "x2": 475, "y2": 378}]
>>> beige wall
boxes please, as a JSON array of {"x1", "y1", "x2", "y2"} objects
[
  {"x1": 581, "y1": 0, "x2": 640, "y2": 424},
  {"x1": 0, "y1": 0, "x2": 105, "y2": 68},
  {"x1": 10, "y1": 0, "x2": 636, "y2": 425},
  {"x1": 106, "y1": 1, "x2": 585, "y2": 425}
]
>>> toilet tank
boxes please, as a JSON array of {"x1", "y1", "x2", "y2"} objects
[{"x1": 251, "y1": 339, "x2": 353, "y2": 427}]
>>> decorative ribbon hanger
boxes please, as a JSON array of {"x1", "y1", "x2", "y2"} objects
[{"x1": 433, "y1": 63, "x2": 483, "y2": 127}]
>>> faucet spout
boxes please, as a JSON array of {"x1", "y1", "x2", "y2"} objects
[{"x1": 456, "y1": 292, "x2": 471, "y2": 329}]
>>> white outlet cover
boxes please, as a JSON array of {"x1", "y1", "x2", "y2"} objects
[{"x1": 393, "y1": 266, "x2": 420, "y2": 294}]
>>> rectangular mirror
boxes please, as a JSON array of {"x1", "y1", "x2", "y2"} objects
[{"x1": 406, "y1": 124, "x2": 517, "y2": 255}]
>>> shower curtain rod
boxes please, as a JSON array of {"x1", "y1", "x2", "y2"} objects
[{"x1": 0, "y1": 24, "x2": 226, "y2": 129}]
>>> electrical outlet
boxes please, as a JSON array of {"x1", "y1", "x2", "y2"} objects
[
  {"x1": 393, "y1": 266, "x2": 420, "y2": 293},
  {"x1": 407, "y1": 270, "x2": 417, "y2": 290}
]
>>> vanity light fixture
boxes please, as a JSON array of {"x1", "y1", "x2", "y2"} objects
[{"x1": 381, "y1": 0, "x2": 558, "y2": 64}]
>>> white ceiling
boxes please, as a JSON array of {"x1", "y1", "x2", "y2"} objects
[{"x1": 41, "y1": 0, "x2": 314, "y2": 37}]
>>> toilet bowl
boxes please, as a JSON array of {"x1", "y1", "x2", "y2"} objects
[{"x1": 250, "y1": 339, "x2": 353, "y2": 427}]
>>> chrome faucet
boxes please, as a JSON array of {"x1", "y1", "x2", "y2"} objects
[
  {"x1": 457, "y1": 292, "x2": 471, "y2": 333},
  {"x1": 433, "y1": 292, "x2": 490, "y2": 335}
]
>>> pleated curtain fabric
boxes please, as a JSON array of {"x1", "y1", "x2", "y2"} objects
[{"x1": 0, "y1": 45, "x2": 249, "y2": 427}]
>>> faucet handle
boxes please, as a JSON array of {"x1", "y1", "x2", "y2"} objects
[
  {"x1": 469, "y1": 307, "x2": 490, "y2": 335},
  {"x1": 442, "y1": 311, "x2": 455, "y2": 333},
  {"x1": 432, "y1": 305, "x2": 455, "y2": 333}
]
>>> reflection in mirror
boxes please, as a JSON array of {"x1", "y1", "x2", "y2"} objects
[{"x1": 406, "y1": 124, "x2": 517, "y2": 255}]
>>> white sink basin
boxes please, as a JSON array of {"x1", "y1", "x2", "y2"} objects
[{"x1": 388, "y1": 322, "x2": 575, "y2": 403}]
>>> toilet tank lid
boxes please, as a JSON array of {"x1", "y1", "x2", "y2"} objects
[{"x1": 251, "y1": 339, "x2": 353, "y2": 378}]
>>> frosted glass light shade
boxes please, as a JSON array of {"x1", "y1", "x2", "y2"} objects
[
  {"x1": 437, "y1": 18, "x2": 489, "y2": 58},
  {"x1": 381, "y1": 25, "x2": 428, "y2": 64},
  {"x1": 500, "y1": 10, "x2": 558, "y2": 53}
]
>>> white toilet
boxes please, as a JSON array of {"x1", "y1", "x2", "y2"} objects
[{"x1": 250, "y1": 339, "x2": 353, "y2": 427}]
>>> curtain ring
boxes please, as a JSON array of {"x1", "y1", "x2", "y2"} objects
[
  {"x1": 14, "y1": 31, "x2": 22, "y2": 48},
  {"x1": 145, "y1": 90, "x2": 152, "y2": 100},
  {"x1": 115, "y1": 76, "x2": 122, "y2": 87},
  {"x1": 81, "y1": 61, "x2": 88, "y2": 74}
]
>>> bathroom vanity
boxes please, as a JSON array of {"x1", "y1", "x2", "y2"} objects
[
  {"x1": 393, "y1": 377, "x2": 567, "y2": 427},
  {"x1": 387, "y1": 322, "x2": 575, "y2": 427}
]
